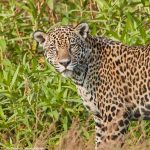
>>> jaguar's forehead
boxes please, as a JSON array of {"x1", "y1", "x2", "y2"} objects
[
  {"x1": 45, "y1": 26, "x2": 76, "y2": 49},
  {"x1": 46, "y1": 26, "x2": 78, "y2": 48},
  {"x1": 48, "y1": 26, "x2": 74, "y2": 37}
]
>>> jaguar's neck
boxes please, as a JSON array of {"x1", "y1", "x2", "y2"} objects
[
  {"x1": 86, "y1": 34, "x2": 110, "y2": 47},
  {"x1": 86, "y1": 34, "x2": 127, "y2": 62}
]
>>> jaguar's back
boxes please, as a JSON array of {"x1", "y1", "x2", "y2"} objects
[{"x1": 34, "y1": 23, "x2": 150, "y2": 150}]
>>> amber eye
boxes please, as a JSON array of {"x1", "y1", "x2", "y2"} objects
[
  {"x1": 70, "y1": 44, "x2": 76, "y2": 48},
  {"x1": 50, "y1": 47, "x2": 58, "y2": 54},
  {"x1": 69, "y1": 44, "x2": 76, "y2": 53},
  {"x1": 50, "y1": 47, "x2": 56, "y2": 50}
]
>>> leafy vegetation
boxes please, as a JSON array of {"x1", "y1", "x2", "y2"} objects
[{"x1": 0, "y1": 0, "x2": 150, "y2": 149}]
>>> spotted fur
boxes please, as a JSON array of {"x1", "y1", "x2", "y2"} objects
[{"x1": 34, "y1": 23, "x2": 150, "y2": 150}]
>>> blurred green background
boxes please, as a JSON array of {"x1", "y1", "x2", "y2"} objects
[{"x1": 0, "y1": 0, "x2": 150, "y2": 149}]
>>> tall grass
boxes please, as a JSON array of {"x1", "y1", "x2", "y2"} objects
[{"x1": 0, "y1": 0, "x2": 150, "y2": 149}]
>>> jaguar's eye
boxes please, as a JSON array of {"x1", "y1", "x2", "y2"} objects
[
  {"x1": 50, "y1": 47, "x2": 58, "y2": 54},
  {"x1": 69, "y1": 44, "x2": 78, "y2": 53},
  {"x1": 50, "y1": 47, "x2": 56, "y2": 50},
  {"x1": 70, "y1": 44, "x2": 76, "y2": 48}
]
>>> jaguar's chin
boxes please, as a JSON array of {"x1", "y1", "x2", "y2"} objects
[
  {"x1": 59, "y1": 64, "x2": 88, "y2": 82},
  {"x1": 61, "y1": 70, "x2": 73, "y2": 77}
]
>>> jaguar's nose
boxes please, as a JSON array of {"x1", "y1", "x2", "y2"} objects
[{"x1": 59, "y1": 59, "x2": 71, "y2": 68}]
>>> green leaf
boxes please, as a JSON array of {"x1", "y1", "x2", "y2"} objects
[
  {"x1": 47, "y1": 0, "x2": 54, "y2": 10},
  {"x1": 95, "y1": 0, "x2": 109, "y2": 8},
  {"x1": 0, "y1": 39, "x2": 6, "y2": 51},
  {"x1": 62, "y1": 17, "x2": 69, "y2": 25},
  {"x1": 63, "y1": 116, "x2": 68, "y2": 131},
  {"x1": 0, "y1": 106, "x2": 6, "y2": 120},
  {"x1": 126, "y1": 12, "x2": 134, "y2": 31},
  {"x1": 10, "y1": 65, "x2": 20, "y2": 89}
]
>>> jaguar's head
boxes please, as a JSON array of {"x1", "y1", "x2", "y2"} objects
[{"x1": 33, "y1": 23, "x2": 91, "y2": 82}]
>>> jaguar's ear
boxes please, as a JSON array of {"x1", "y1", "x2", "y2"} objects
[
  {"x1": 33, "y1": 31, "x2": 47, "y2": 45},
  {"x1": 74, "y1": 23, "x2": 89, "y2": 39}
]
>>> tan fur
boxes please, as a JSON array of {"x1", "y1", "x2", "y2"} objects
[{"x1": 34, "y1": 23, "x2": 150, "y2": 150}]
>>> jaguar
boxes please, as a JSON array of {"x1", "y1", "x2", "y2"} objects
[{"x1": 33, "y1": 23, "x2": 150, "y2": 150}]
